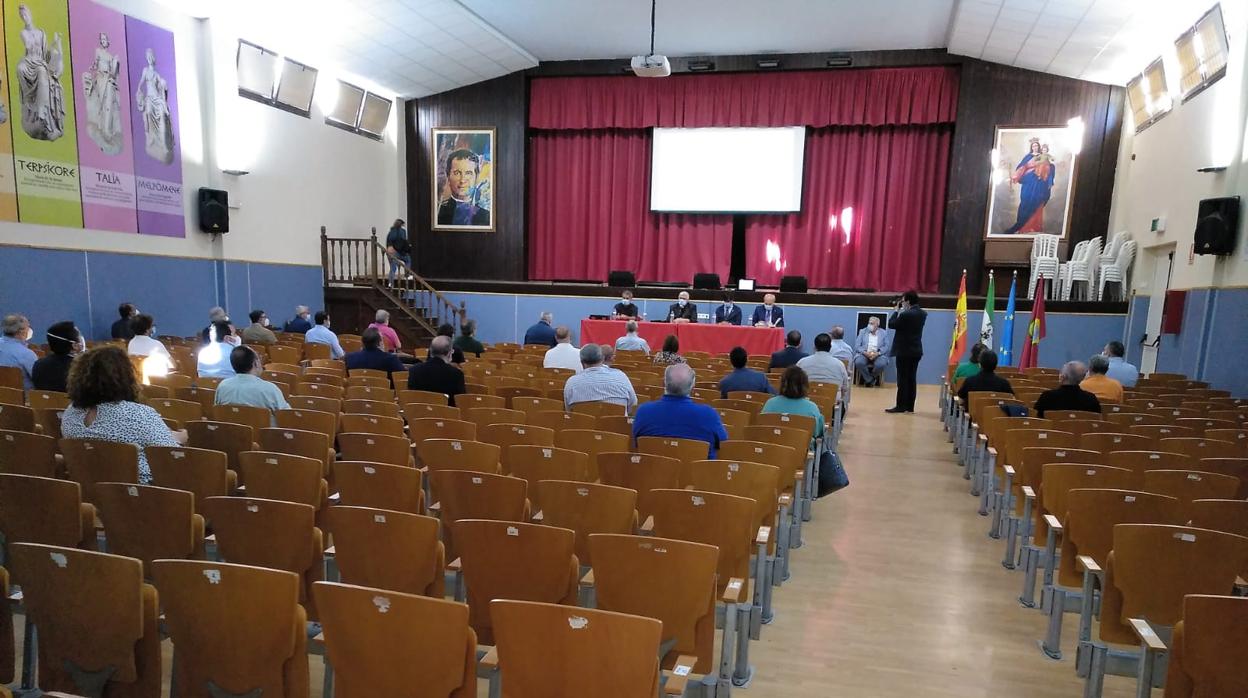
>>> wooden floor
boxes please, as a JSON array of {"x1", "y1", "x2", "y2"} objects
[{"x1": 17, "y1": 385, "x2": 1141, "y2": 697}]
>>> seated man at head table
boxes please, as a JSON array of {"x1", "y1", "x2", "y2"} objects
[
  {"x1": 564, "y1": 344, "x2": 637, "y2": 413},
  {"x1": 751, "y1": 293, "x2": 784, "y2": 328},
  {"x1": 613, "y1": 289, "x2": 639, "y2": 320},
  {"x1": 632, "y1": 363, "x2": 729, "y2": 459},
  {"x1": 614, "y1": 320, "x2": 651, "y2": 355},
  {"x1": 769, "y1": 330, "x2": 808, "y2": 370},
  {"x1": 827, "y1": 326, "x2": 854, "y2": 363},
  {"x1": 854, "y1": 316, "x2": 892, "y2": 387},
  {"x1": 1033, "y1": 361, "x2": 1101, "y2": 417},
  {"x1": 713, "y1": 292, "x2": 742, "y2": 325},
  {"x1": 667, "y1": 291, "x2": 698, "y2": 324},
  {"x1": 718, "y1": 346, "x2": 775, "y2": 399}
]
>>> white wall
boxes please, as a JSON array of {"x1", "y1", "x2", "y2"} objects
[
  {"x1": 1111, "y1": 0, "x2": 1248, "y2": 292},
  {"x1": 0, "y1": 0, "x2": 403, "y2": 266}
]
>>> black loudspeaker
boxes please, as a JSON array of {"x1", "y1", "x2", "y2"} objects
[
  {"x1": 608, "y1": 270, "x2": 636, "y2": 287},
  {"x1": 198, "y1": 188, "x2": 229, "y2": 234},
  {"x1": 1194, "y1": 196, "x2": 1239, "y2": 255},
  {"x1": 693, "y1": 273, "x2": 721, "y2": 290},
  {"x1": 780, "y1": 275, "x2": 808, "y2": 293}
]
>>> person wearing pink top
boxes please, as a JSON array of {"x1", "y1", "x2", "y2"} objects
[{"x1": 368, "y1": 309, "x2": 402, "y2": 352}]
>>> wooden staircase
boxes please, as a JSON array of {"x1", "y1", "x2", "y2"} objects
[{"x1": 321, "y1": 227, "x2": 466, "y2": 348}]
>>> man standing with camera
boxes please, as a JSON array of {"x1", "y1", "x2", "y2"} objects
[{"x1": 886, "y1": 290, "x2": 927, "y2": 414}]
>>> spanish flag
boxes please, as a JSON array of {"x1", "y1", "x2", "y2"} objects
[
  {"x1": 1019, "y1": 278, "x2": 1046, "y2": 370},
  {"x1": 948, "y1": 269, "x2": 968, "y2": 364}
]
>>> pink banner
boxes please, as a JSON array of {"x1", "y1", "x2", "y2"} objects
[
  {"x1": 125, "y1": 14, "x2": 182, "y2": 237},
  {"x1": 69, "y1": 0, "x2": 136, "y2": 233}
]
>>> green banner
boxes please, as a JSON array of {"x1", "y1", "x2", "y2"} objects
[{"x1": 5, "y1": 0, "x2": 81, "y2": 226}]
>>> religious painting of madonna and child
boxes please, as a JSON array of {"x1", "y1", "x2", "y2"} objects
[
  {"x1": 431, "y1": 127, "x2": 494, "y2": 232},
  {"x1": 985, "y1": 126, "x2": 1077, "y2": 239}
]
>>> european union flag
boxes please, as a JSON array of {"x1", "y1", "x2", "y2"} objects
[{"x1": 999, "y1": 274, "x2": 1017, "y2": 366}]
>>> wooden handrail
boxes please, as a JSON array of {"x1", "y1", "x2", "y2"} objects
[{"x1": 321, "y1": 226, "x2": 467, "y2": 336}]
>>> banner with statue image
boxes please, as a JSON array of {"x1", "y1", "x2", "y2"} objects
[
  {"x1": 69, "y1": 0, "x2": 136, "y2": 233},
  {"x1": 125, "y1": 14, "x2": 181, "y2": 237},
  {"x1": 5, "y1": 0, "x2": 83, "y2": 227},
  {"x1": 0, "y1": 6, "x2": 19, "y2": 221}
]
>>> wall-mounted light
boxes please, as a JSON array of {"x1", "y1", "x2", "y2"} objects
[
  {"x1": 826, "y1": 56, "x2": 852, "y2": 67},
  {"x1": 1065, "y1": 116, "x2": 1085, "y2": 155},
  {"x1": 687, "y1": 61, "x2": 716, "y2": 72},
  {"x1": 756, "y1": 58, "x2": 781, "y2": 69},
  {"x1": 222, "y1": 169, "x2": 250, "y2": 176},
  {"x1": 1196, "y1": 165, "x2": 1228, "y2": 173}
]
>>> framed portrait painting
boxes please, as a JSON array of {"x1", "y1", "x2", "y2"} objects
[
  {"x1": 431, "y1": 127, "x2": 495, "y2": 232},
  {"x1": 984, "y1": 126, "x2": 1077, "y2": 239}
]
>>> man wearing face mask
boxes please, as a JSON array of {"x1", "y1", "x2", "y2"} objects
[
  {"x1": 197, "y1": 320, "x2": 240, "y2": 378},
  {"x1": 33, "y1": 320, "x2": 82, "y2": 392},
  {"x1": 668, "y1": 291, "x2": 698, "y2": 324},
  {"x1": 284, "y1": 305, "x2": 313, "y2": 334},
  {"x1": 306, "y1": 311, "x2": 346, "y2": 359},
  {"x1": 0, "y1": 314, "x2": 38, "y2": 389},
  {"x1": 751, "y1": 293, "x2": 784, "y2": 328},
  {"x1": 613, "y1": 290, "x2": 639, "y2": 320},
  {"x1": 714, "y1": 292, "x2": 742, "y2": 325},
  {"x1": 241, "y1": 309, "x2": 277, "y2": 345}
]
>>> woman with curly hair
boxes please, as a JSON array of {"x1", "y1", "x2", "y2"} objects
[
  {"x1": 652, "y1": 334, "x2": 686, "y2": 366},
  {"x1": 59, "y1": 345, "x2": 185, "y2": 483}
]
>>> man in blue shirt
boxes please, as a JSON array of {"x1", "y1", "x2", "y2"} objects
[
  {"x1": 0, "y1": 314, "x2": 38, "y2": 389},
  {"x1": 345, "y1": 328, "x2": 406, "y2": 375},
  {"x1": 633, "y1": 363, "x2": 729, "y2": 458},
  {"x1": 523, "y1": 312, "x2": 557, "y2": 347},
  {"x1": 1102, "y1": 340, "x2": 1138, "y2": 388},
  {"x1": 719, "y1": 346, "x2": 775, "y2": 398},
  {"x1": 769, "y1": 331, "x2": 808, "y2": 370},
  {"x1": 306, "y1": 311, "x2": 345, "y2": 359},
  {"x1": 214, "y1": 345, "x2": 290, "y2": 423}
]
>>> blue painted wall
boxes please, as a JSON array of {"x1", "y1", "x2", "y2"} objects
[
  {"x1": 444, "y1": 290, "x2": 1128, "y2": 385},
  {"x1": 1122, "y1": 289, "x2": 1247, "y2": 397},
  {"x1": 0, "y1": 246, "x2": 323, "y2": 340}
]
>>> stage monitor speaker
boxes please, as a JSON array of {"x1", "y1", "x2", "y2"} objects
[
  {"x1": 198, "y1": 188, "x2": 229, "y2": 234},
  {"x1": 1194, "y1": 196, "x2": 1239, "y2": 255},
  {"x1": 608, "y1": 270, "x2": 636, "y2": 287},
  {"x1": 693, "y1": 273, "x2": 721, "y2": 290},
  {"x1": 779, "y1": 275, "x2": 808, "y2": 293}
]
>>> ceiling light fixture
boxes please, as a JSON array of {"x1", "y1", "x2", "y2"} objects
[
  {"x1": 826, "y1": 56, "x2": 852, "y2": 68},
  {"x1": 688, "y1": 61, "x2": 716, "y2": 72},
  {"x1": 757, "y1": 58, "x2": 781, "y2": 69}
]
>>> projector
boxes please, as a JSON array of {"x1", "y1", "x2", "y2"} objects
[{"x1": 631, "y1": 54, "x2": 671, "y2": 77}]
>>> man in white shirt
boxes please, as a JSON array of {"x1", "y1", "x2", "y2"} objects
[
  {"x1": 797, "y1": 332, "x2": 850, "y2": 408},
  {"x1": 828, "y1": 326, "x2": 854, "y2": 363},
  {"x1": 543, "y1": 326, "x2": 582, "y2": 372},
  {"x1": 126, "y1": 314, "x2": 175, "y2": 376},
  {"x1": 197, "y1": 320, "x2": 239, "y2": 378},
  {"x1": 564, "y1": 344, "x2": 637, "y2": 412},
  {"x1": 614, "y1": 320, "x2": 651, "y2": 354},
  {"x1": 305, "y1": 311, "x2": 345, "y2": 359}
]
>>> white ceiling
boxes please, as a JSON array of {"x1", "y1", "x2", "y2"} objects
[{"x1": 152, "y1": 0, "x2": 1227, "y2": 98}]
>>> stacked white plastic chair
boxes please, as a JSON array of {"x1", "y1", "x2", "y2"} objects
[
  {"x1": 1027, "y1": 234, "x2": 1060, "y2": 299},
  {"x1": 1058, "y1": 235, "x2": 1102, "y2": 300},
  {"x1": 1096, "y1": 231, "x2": 1130, "y2": 292},
  {"x1": 1097, "y1": 239, "x2": 1136, "y2": 301}
]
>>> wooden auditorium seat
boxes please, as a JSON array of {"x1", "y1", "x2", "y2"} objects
[
  {"x1": 338, "y1": 413, "x2": 405, "y2": 438},
  {"x1": 147, "y1": 445, "x2": 236, "y2": 510},
  {"x1": 326, "y1": 506, "x2": 444, "y2": 597},
  {"x1": 417, "y1": 438, "x2": 500, "y2": 475},
  {"x1": 507, "y1": 445, "x2": 590, "y2": 499},
  {"x1": 186, "y1": 420, "x2": 256, "y2": 476},
  {"x1": 428, "y1": 470, "x2": 530, "y2": 563},
  {"x1": 1159, "y1": 594, "x2": 1248, "y2": 697},
  {"x1": 597, "y1": 451, "x2": 682, "y2": 522},
  {"x1": 8, "y1": 543, "x2": 160, "y2": 698},
  {"x1": 533, "y1": 480, "x2": 638, "y2": 567},
  {"x1": 332, "y1": 461, "x2": 424, "y2": 515},
  {"x1": 94, "y1": 483, "x2": 206, "y2": 575},
  {"x1": 239, "y1": 451, "x2": 329, "y2": 515},
  {"x1": 0, "y1": 429, "x2": 59, "y2": 478},
  {"x1": 153, "y1": 559, "x2": 308, "y2": 698},
  {"x1": 58, "y1": 439, "x2": 139, "y2": 505},
  {"x1": 337, "y1": 432, "x2": 414, "y2": 468}
]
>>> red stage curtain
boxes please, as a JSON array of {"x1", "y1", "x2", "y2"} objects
[
  {"x1": 530, "y1": 67, "x2": 959, "y2": 130},
  {"x1": 528, "y1": 129, "x2": 732, "y2": 283},
  {"x1": 744, "y1": 124, "x2": 953, "y2": 293}
]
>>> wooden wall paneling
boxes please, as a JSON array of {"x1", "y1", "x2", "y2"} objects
[{"x1": 408, "y1": 72, "x2": 528, "y2": 281}]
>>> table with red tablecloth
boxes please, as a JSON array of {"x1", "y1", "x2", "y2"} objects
[{"x1": 579, "y1": 319, "x2": 784, "y2": 356}]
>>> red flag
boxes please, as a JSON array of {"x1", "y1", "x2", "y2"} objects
[{"x1": 1019, "y1": 278, "x2": 1046, "y2": 370}]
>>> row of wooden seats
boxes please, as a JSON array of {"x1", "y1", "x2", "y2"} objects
[{"x1": 940, "y1": 370, "x2": 1248, "y2": 696}]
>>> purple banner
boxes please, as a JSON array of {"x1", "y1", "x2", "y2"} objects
[
  {"x1": 70, "y1": 0, "x2": 135, "y2": 233},
  {"x1": 124, "y1": 15, "x2": 181, "y2": 237}
]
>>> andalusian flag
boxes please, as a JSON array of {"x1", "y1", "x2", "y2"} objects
[
  {"x1": 980, "y1": 271, "x2": 995, "y2": 347},
  {"x1": 999, "y1": 273, "x2": 1017, "y2": 366},
  {"x1": 1019, "y1": 277, "x2": 1047, "y2": 370},
  {"x1": 948, "y1": 269, "x2": 968, "y2": 364}
]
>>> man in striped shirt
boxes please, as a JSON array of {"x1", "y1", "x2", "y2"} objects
[{"x1": 564, "y1": 344, "x2": 637, "y2": 413}]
